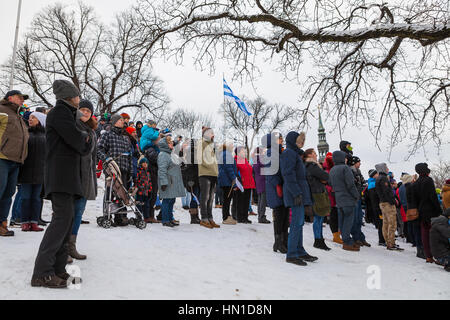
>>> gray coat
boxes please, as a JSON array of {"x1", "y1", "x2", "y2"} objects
[
  {"x1": 76, "y1": 117, "x2": 98, "y2": 201},
  {"x1": 329, "y1": 151, "x2": 359, "y2": 208},
  {"x1": 157, "y1": 137, "x2": 186, "y2": 200}
]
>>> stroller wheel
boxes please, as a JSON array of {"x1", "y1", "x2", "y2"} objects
[
  {"x1": 97, "y1": 217, "x2": 104, "y2": 227},
  {"x1": 136, "y1": 220, "x2": 147, "y2": 230},
  {"x1": 128, "y1": 218, "x2": 136, "y2": 226},
  {"x1": 101, "y1": 219, "x2": 112, "y2": 229}
]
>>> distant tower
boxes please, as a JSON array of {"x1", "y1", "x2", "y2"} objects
[{"x1": 317, "y1": 107, "x2": 329, "y2": 163}]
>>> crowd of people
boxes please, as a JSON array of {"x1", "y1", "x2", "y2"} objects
[{"x1": 0, "y1": 80, "x2": 449, "y2": 289}]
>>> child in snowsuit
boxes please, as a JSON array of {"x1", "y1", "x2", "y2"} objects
[
  {"x1": 135, "y1": 158, "x2": 152, "y2": 222},
  {"x1": 140, "y1": 120, "x2": 160, "y2": 151}
]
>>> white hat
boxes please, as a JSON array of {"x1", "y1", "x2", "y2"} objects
[{"x1": 30, "y1": 112, "x2": 47, "y2": 128}]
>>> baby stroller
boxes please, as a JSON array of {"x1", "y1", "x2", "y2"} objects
[{"x1": 97, "y1": 157, "x2": 147, "y2": 230}]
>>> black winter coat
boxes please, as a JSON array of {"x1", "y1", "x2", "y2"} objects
[
  {"x1": 430, "y1": 216, "x2": 450, "y2": 259},
  {"x1": 18, "y1": 126, "x2": 46, "y2": 185},
  {"x1": 375, "y1": 173, "x2": 395, "y2": 205},
  {"x1": 415, "y1": 175, "x2": 442, "y2": 223},
  {"x1": 180, "y1": 141, "x2": 199, "y2": 190},
  {"x1": 305, "y1": 160, "x2": 329, "y2": 194},
  {"x1": 44, "y1": 100, "x2": 92, "y2": 198},
  {"x1": 405, "y1": 182, "x2": 417, "y2": 210},
  {"x1": 144, "y1": 145, "x2": 160, "y2": 193}
]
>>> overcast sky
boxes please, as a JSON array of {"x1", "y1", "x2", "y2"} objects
[{"x1": 0, "y1": 0, "x2": 448, "y2": 178}]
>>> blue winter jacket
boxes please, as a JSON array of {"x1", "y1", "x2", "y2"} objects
[
  {"x1": 218, "y1": 150, "x2": 237, "y2": 188},
  {"x1": 398, "y1": 183, "x2": 408, "y2": 211},
  {"x1": 368, "y1": 177, "x2": 376, "y2": 190},
  {"x1": 280, "y1": 132, "x2": 312, "y2": 208},
  {"x1": 262, "y1": 133, "x2": 284, "y2": 209},
  {"x1": 140, "y1": 125, "x2": 160, "y2": 151}
]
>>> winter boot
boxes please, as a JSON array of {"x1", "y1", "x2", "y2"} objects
[
  {"x1": 299, "y1": 254, "x2": 319, "y2": 262},
  {"x1": 31, "y1": 275, "x2": 67, "y2": 289},
  {"x1": 258, "y1": 216, "x2": 271, "y2": 224},
  {"x1": 68, "y1": 235, "x2": 87, "y2": 260},
  {"x1": 445, "y1": 264, "x2": 450, "y2": 272},
  {"x1": 426, "y1": 257, "x2": 436, "y2": 264},
  {"x1": 223, "y1": 216, "x2": 237, "y2": 225},
  {"x1": 209, "y1": 220, "x2": 221, "y2": 228},
  {"x1": 189, "y1": 208, "x2": 201, "y2": 225},
  {"x1": 30, "y1": 223, "x2": 44, "y2": 232},
  {"x1": 319, "y1": 238, "x2": 331, "y2": 251},
  {"x1": 313, "y1": 239, "x2": 322, "y2": 249},
  {"x1": 416, "y1": 247, "x2": 426, "y2": 259},
  {"x1": 0, "y1": 221, "x2": 14, "y2": 237},
  {"x1": 200, "y1": 220, "x2": 214, "y2": 229},
  {"x1": 333, "y1": 232, "x2": 343, "y2": 244},
  {"x1": 273, "y1": 234, "x2": 288, "y2": 254},
  {"x1": 22, "y1": 223, "x2": 31, "y2": 232},
  {"x1": 343, "y1": 243, "x2": 360, "y2": 252},
  {"x1": 286, "y1": 257, "x2": 307, "y2": 266}
]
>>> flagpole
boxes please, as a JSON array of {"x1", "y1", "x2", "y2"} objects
[
  {"x1": 9, "y1": 0, "x2": 23, "y2": 90},
  {"x1": 222, "y1": 73, "x2": 226, "y2": 143}
]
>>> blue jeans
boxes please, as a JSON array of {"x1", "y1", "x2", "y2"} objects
[
  {"x1": 313, "y1": 215, "x2": 325, "y2": 239},
  {"x1": 287, "y1": 205, "x2": 308, "y2": 259},
  {"x1": 161, "y1": 198, "x2": 175, "y2": 223},
  {"x1": 181, "y1": 190, "x2": 191, "y2": 207},
  {"x1": 352, "y1": 200, "x2": 366, "y2": 241},
  {"x1": 11, "y1": 184, "x2": 22, "y2": 221},
  {"x1": 338, "y1": 206, "x2": 356, "y2": 245},
  {"x1": 0, "y1": 160, "x2": 21, "y2": 223},
  {"x1": 72, "y1": 197, "x2": 87, "y2": 235},
  {"x1": 20, "y1": 184, "x2": 43, "y2": 224}
]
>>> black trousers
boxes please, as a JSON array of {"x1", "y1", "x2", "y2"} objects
[
  {"x1": 33, "y1": 192, "x2": 76, "y2": 278},
  {"x1": 148, "y1": 172, "x2": 158, "y2": 219},
  {"x1": 199, "y1": 176, "x2": 217, "y2": 221},
  {"x1": 221, "y1": 186, "x2": 234, "y2": 221},
  {"x1": 236, "y1": 189, "x2": 251, "y2": 222},
  {"x1": 329, "y1": 207, "x2": 339, "y2": 233},
  {"x1": 272, "y1": 206, "x2": 290, "y2": 236}
]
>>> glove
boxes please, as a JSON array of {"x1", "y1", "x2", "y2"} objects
[
  {"x1": 276, "y1": 185, "x2": 283, "y2": 198},
  {"x1": 294, "y1": 194, "x2": 303, "y2": 207},
  {"x1": 161, "y1": 185, "x2": 168, "y2": 191}
]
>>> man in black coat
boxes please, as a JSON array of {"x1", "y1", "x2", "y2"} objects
[
  {"x1": 31, "y1": 80, "x2": 92, "y2": 289},
  {"x1": 430, "y1": 209, "x2": 450, "y2": 271}
]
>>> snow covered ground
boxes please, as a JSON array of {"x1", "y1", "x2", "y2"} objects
[{"x1": 1, "y1": 182, "x2": 449, "y2": 300}]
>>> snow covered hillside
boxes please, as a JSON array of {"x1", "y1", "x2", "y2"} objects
[{"x1": 1, "y1": 182, "x2": 449, "y2": 300}]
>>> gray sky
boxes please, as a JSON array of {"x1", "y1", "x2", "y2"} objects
[{"x1": 0, "y1": 0, "x2": 448, "y2": 179}]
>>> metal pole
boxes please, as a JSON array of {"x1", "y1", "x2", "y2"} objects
[{"x1": 9, "y1": 0, "x2": 23, "y2": 90}]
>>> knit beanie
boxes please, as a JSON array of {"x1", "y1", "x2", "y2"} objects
[
  {"x1": 126, "y1": 127, "x2": 136, "y2": 135},
  {"x1": 375, "y1": 163, "x2": 389, "y2": 174},
  {"x1": 369, "y1": 169, "x2": 378, "y2": 178},
  {"x1": 111, "y1": 114, "x2": 123, "y2": 126},
  {"x1": 79, "y1": 99, "x2": 94, "y2": 118},
  {"x1": 53, "y1": 80, "x2": 80, "y2": 100},
  {"x1": 139, "y1": 157, "x2": 149, "y2": 165},
  {"x1": 415, "y1": 163, "x2": 431, "y2": 175},
  {"x1": 30, "y1": 112, "x2": 47, "y2": 128},
  {"x1": 121, "y1": 113, "x2": 130, "y2": 120}
]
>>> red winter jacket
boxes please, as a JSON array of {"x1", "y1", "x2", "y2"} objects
[
  {"x1": 323, "y1": 156, "x2": 337, "y2": 207},
  {"x1": 235, "y1": 156, "x2": 256, "y2": 190}
]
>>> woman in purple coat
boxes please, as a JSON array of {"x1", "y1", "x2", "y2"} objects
[{"x1": 253, "y1": 147, "x2": 270, "y2": 224}]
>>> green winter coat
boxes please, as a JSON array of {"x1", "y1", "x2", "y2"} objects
[{"x1": 157, "y1": 137, "x2": 186, "y2": 200}]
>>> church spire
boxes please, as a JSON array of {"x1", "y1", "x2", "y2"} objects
[{"x1": 317, "y1": 106, "x2": 329, "y2": 163}]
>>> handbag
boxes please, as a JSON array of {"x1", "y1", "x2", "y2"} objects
[
  {"x1": 406, "y1": 208, "x2": 419, "y2": 221},
  {"x1": 312, "y1": 191, "x2": 331, "y2": 217}
]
